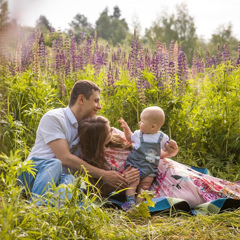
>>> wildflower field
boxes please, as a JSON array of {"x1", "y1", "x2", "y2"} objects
[{"x1": 1, "y1": 28, "x2": 240, "y2": 239}]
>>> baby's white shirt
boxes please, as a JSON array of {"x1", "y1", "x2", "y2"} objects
[{"x1": 131, "y1": 130, "x2": 169, "y2": 150}]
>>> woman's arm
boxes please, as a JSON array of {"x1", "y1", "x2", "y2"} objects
[{"x1": 48, "y1": 139, "x2": 129, "y2": 188}]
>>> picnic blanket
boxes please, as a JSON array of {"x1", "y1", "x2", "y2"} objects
[
  {"x1": 108, "y1": 196, "x2": 240, "y2": 215},
  {"x1": 107, "y1": 165, "x2": 240, "y2": 215}
]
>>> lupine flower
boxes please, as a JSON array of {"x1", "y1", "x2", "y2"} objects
[
  {"x1": 84, "y1": 37, "x2": 92, "y2": 65},
  {"x1": 114, "y1": 66, "x2": 120, "y2": 82},
  {"x1": 120, "y1": 51, "x2": 126, "y2": 69},
  {"x1": 216, "y1": 43, "x2": 223, "y2": 65},
  {"x1": 223, "y1": 43, "x2": 231, "y2": 63},
  {"x1": 107, "y1": 62, "x2": 114, "y2": 88},
  {"x1": 177, "y1": 51, "x2": 189, "y2": 94},
  {"x1": 0, "y1": 34, "x2": 8, "y2": 76},
  {"x1": 211, "y1": 57, "x2": 216, "y2": 68},
  {"x1": 169, "y1": 61, "x2": 176, "y2": 91},
  {"x1": 93, "y1": 31, "x2": 98, "y2": 51},
  {"x1": 236, "y1": 42, "x2": 240, "y2": 66},
  {"x1": 49, "y1": 27, "x2": 55, "y2": 40},
  {"x1": 102, "y1": 44, "x2": 109, "y2": 66},
  {"x1": 144, "y1": 48, "x2": 151, "y2": 70},
  {"x1": 156, "y1": 39, "x2": 162, "y2": 52},
  {"x1": 137, "y1": 74, "x2": 146, "y2": 104},
  {"x1": 127, "y1": 29, "x2": 139, "y2": 78},
  {"x1": 138, "y1": 44, "x2": 145, "y2": 71},
  {"x1": 162, "y1": 43, "x2": 168, "y2": 56},
  {"x1": 191, "y1": 51, "x2": 197, "y2": 78},
  {"x1": 169, "y1": 40, "x2": 175, "y2": 62},
  {"x1": 14, "y1": 43, "x2": 22, "y2": 74},
  {"x1": 70, "y1": 35, "x2": 77, "y2": 72},
  {"x1": 3, "y1": 26, "x2": 240, "y2": 100},
  {"x1": 197, "y1": 52, "x2": 205, "y2": 74},
  {"x1": 157, "y1": 71, "x2": 164, "y2": 91},
  {"x1": 116, "y1": 44, "x2": 122, "y2": 63},
  {"x1": 205, "y1": 49, "x2": 211, "y2": 68},
  {"x1": 93, "y1": 47, "x2": 103, "y2": 75},
  {"x1": 150, "y1": 51, "x2": 159, "y2": 80},
  {"x1": 39, "y1": 33, "x2": 46, "y2": 67},
  {"x1": 32, "y1": 35, "x2": 40, "y2": 77}
]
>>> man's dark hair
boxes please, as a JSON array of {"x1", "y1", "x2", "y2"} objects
[{"x1": 69, "y1": 80, "x2": 100, "y2": 107}]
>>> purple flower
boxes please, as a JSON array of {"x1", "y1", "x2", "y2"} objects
[
  {"x1": 205, "y1": 49, "x2": 211, "y2": 68},
  {"x1": 237, "y1": 42, "x2": 240, "y2": 66},
  {"x1": 177, "y1": 51, "x2": 189, "y2": 94},
  {"x1": 137, "y1": 74, "x2": 146, "y2": 104},
  {"x1": 169, "y1": 61, "x2": 176, "y2": 91},
  {"x1": 191, "y1": 51, "x2": 197, "y2": 78},
  {"x1": 127, "y1": 30, "x2": 140, "y2": 78}
]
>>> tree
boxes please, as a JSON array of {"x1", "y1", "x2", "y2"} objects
[
  {"x1": 208, "y1": 23, "x2": 239, "y2": 60},
  {"x1": 144, "y1": 3, "x2": 197, "y2": 61},
  {"x1": 68, "y1": 13, "x2": 94, "y2": 38},
  {"x1": 96, "y1": 6, "x2": 129, "y2": 45},
  {"x1": 111, "y1": 6, "x2": 121, "y2": 19},
  {"x1": 0, "y1": 0, "x2": 9, "y2": 31},
  {"x1": 144, "y1": 13, "x2": 178, "y2": 45},
  {"x1": 175, "y1": 3, "x2": 197, "y2": 60},
  {"x1": 96, "y1": 8, "x2": 111, "y2": 40},
  {"x1": 36, "y1": 15, "x2": 52, "y2": 31}
]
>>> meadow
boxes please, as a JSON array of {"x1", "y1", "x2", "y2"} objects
[{"x1": 0, "y1": 28, "x2": 240, "y2": 239}]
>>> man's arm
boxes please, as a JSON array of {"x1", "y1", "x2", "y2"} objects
[{"x1": 48, "y1": 139, "x2": 129, "y2": 188}]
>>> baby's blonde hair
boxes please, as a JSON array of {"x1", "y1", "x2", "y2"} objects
[{"x1": 142, "y1": 106, "x2": 165, "y2": 129}]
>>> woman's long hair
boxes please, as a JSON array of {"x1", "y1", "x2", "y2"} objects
[
  {"x1": 106, "y1": 134, "x2": 133, "y2": 150},
  {"x1": 78, "y1": 116, "x2": 110, "y2": 169}
]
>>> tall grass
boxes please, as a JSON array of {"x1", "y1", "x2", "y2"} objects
[
  {"x1": 1, "y1": 27, "x2": 240, "y2": 239},
  {"x1": 1, "y1": 152, "x2": 240, "y2": 239}
]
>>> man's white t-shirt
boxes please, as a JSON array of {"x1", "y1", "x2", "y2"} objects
[
  {"x1": 131, "y1": 130, "x2": 169, "y2": 150},
  {"x1": 27, "y1": 106, "x2": 80, "y2": 161}
]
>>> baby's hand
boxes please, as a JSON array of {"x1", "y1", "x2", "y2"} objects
[
  {"x1": 165, "y1": 140, "x2": 178, "y2": 154},
  {"x1": 119, "y1": 117, "x2": 128, "y2": 129}
]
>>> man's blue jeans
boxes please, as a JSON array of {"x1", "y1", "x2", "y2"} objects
[{"x1": 18, "y1": 157, "x2": 75, "y2": 205}]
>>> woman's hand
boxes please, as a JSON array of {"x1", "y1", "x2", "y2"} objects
[
  {"x1": 122, "y1": 165, "x2": 141, "y2": 184},
  {"x1": 102, "y1": 170, "x2": 129, "y2": 188}
]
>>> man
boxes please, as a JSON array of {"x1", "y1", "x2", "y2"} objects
[{"x1": 18, "y1": 80, "x2": 128, "y2": 204}]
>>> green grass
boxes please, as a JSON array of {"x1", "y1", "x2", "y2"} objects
[
  {"x1": 1, "y1": 29, "x2": 240, "y2": 239},
  {"x1": 1, "y1": 152, "x2": 240, "y2": 239}
]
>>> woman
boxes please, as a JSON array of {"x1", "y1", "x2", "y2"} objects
[
  {"x1": 78, "y1": 115, "x2": 139, "y2": 197},
  {"x1": 78, "y1": 116, "x2": 240, "y2": 211}
]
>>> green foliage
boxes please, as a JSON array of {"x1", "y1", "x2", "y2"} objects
[
  {"x1": 208, "y1": 23, "x2": 239, "y2": 59},
  {"x1": 144, "y1": 3, "x2": 197, "y2": 62},
  {"x1": 1, "y1": 24, "x2": 240, "y2": 239},
  {"x1": 0, "y1": 0, "x2": 9, "y2": 31},
  {"x1": 0, "y1": 71, "x2": 61, "y2": 155},
  {"x1": 35, "y1": 15, "x2": 52, "y2": 32},
  {"x1": 174, "y1": 64, "x2": 240, "y2": 177},
  {"x1": 1, "y1": 152, "x2": 238, "y2": 239},
  {"x1": 96, "y1": 6, "x2": 129, "y2": 46},
  {"x1": 68, "y1": 13, "x2": 94, "y2": 38}
]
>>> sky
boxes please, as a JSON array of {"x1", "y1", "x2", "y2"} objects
[{"x1": 7, "y1": 0, "x2": 240, "y2": 41}]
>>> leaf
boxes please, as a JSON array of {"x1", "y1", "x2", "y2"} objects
[
  {"x1": 138, "y1": 190, "x2": 155, "y2": 208},
  {"x1": 135, "y1": 202, "x2": 151, "y2": 218}
]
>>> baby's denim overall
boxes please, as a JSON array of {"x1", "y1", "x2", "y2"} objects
[{"x1": 125, "y1": 131, "x2": 164, "y2": 179}]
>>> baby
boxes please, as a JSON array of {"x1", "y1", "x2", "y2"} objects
[{"x1": 120, "y1": 106, "x2": 178, "y2": 205}]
